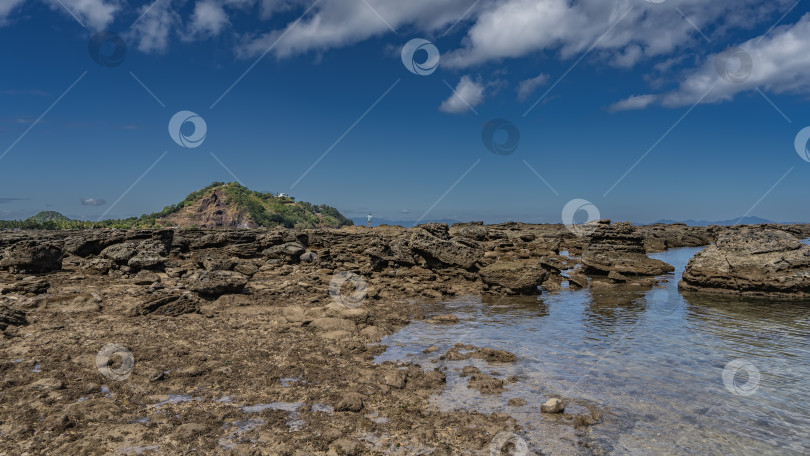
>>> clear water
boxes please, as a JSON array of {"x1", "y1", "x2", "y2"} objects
[{"x1": 376, "y1": 246, "x2": 810, "y2": 455}]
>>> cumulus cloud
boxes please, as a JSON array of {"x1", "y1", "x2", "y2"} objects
[
  {"x1": 46, "y1": 0, "x2": 121, "y2": 30},
  {"x1": 129, "y1": 0, "x2": 181, "y2": 53},
  {"x1": 517, "y1": 73, "x2": 550, "y2": 102},
  {"x1": 439, "y1": 76, "x2": 485, "y2": 114},
  {"x1": 81, "y1": 198, "x2": 107, "y2": 206},
  {"x1": 611, "y1": 13, "x2": 810, "y2": 110},
  {"x1": 0, "y1": 0, "x2": 25, "y2": 26},
  {"x1": 187, "y1": 0, "x2": 230, "y2": 38},
  {"x1": 608, "y1": 94, "x2": 658, "y2": 112},
  {"x1": 236, "y1": 0, "x2": 479, "y2": 59},
  {"x1": 444, "y1": 0, "x2": 795, "y2": 68}
]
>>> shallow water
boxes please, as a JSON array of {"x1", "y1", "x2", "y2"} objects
[{"x1": 376, "y1": 246, "x2": 810, "y2": 455}]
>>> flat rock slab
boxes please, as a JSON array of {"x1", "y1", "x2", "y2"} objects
[{"x1": 680, "y1": 228, "x2": 810, "y2": 297}]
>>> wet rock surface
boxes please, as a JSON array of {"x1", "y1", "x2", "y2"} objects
[{"x1": 680, "y1": 228, "x2": 810, "y2": 296}]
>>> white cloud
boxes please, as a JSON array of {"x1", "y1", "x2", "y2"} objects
[
  {"x1": 608, "y1": 94, "x2": 658, "y2": 112},
  {"x1": 443, "y1": 0, "x2": 795, "y2": 68},
  {"x1": 0, "y1": 0, "x2": 25, "y2": 26},
  {"x1": 236, "y1": 0, "x2": 480, "y2": 59},
  {"x1": 517, "y1": 73, "x2": 549, "y2": 102},
  {"x1": 611, "y1": 13, "x2": 810, "y2": 110},
  {"x1": 255, "y1": 0, "x2": 303, "y2": 20},
  {"x1": 46, "y1": 0, "x2": 121, "y2": 30},
  {"x1": 439, "y1": 75, "x2": 485, "y2": 114},
  {"x1": 81, "y1": 198, "x2": 107, "y2": 206},
  {"x1": 187, "y1": 0, "x2": 230, "y2": 38},
  {"x1": 129, "y1": 0, "x2": 181, "y2": 53}
]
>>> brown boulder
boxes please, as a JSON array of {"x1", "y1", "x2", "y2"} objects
[
  {"x1": 0, "y1": 241, "x2": 63, "y2": 273},
  {"x1": 479, "y1": 260, "x2": 548, "y2": 294},
  {"x1": 679, "y1": 228, "x2": 810, "y2": 296},
  {"x1": 409, "y1": 225, "x2": 484, "y2": 269},
  {"x1": 582, "y1": 222, "x2": 673, "y2": 276},
  {"x1": 187, "y1": 270, "x2": 248, "y2": 296}
]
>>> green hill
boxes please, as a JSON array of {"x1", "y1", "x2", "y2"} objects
[
  {"x1": 148, "y1": 182, "x2": 353, "y2": 229},
  {"x1": 0, "y1": 183, "x2": 353, "y2": 230},
  {"x1": 26, "y1": 211, "x2": 72, "y2": 223}
]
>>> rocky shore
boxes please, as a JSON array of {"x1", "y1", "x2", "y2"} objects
[
  {"x1": 1, "y1": 221, "x2": 808, "y2": 454},
  {"x1": 680, "y1": 227, "x2": 810, "y2": 297}
]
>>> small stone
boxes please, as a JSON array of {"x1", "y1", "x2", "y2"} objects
[
  {"x1": 309, "y1": 317, "x2": 356, "y2": 333},
  {"x1": 508, "y1": 398, "x2": 527, "y2": 407},
  {"x1": 335, "y1": 392, "x2": 365, "y2": 412},
  {"x1": 381, "y1": 370, "x2": 407, "y2": 389},
  {"x1": 175, "y1": 423, "x2": 206, "y2": 439},
  {"x1": 133, "y1": 270, "x2": 160, "y2": 285},
  {"x1": 541, "y1": 398, "x2": 565, "y2": 413},
  {"x1": 459, "y1": 366, "x2": 480, "y2": 378},
  {"x1": 330, "y1": 438, "x2": 360, "y2": 455},
  {"x1": 427, "y1": 314, "x2": 459, "y2": 324},
  {"x1": 300, "y1": 252, "x2": 318, "y2": 263},
  {"x1": 148, "y1": 369, "x2": 165, "y2": 382},
  {"x1": 31, "y1": 378, "x2": 64, "y2": 390}
]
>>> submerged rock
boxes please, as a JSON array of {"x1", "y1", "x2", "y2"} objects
[{"x1": 680, "y1": 228, "x2": 810, "y2": 296}]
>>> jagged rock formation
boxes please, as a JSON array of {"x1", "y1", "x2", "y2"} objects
[
  {"x1": 582, "y1": 222, "x2": 674, "y2": 276},
  {"x1": 0, "y1": 240, "x2": 63, "y2": 273},
  {"x1": 680, "y1": 228, "x2": 810, "y2": 297},
  {"x1": 637, "y1": 223, "x2": 715, "y2": 252}
]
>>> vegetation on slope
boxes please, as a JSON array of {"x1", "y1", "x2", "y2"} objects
[{"x1": 0, "y1": 183, "x2": 353, "y2": 230}]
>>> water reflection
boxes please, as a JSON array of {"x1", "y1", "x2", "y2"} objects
[
  {"x1": 585, "y1": 286, "x2": 648, "y2": 337},
  {"x1": 480, "y1": 295, "x2": 549, "y2": 318},
  {"x1": 377, "y1": 245, "x2": 810, "y2": 455}
]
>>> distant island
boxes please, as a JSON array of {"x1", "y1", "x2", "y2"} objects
[{"x1": 0, "y1": 182, "x2": 353, "y2": 230}]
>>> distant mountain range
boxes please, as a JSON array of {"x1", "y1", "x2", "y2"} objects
[
  {"x1": 646, "y1": 216, "x2": 778, "y2": 226},
  {"x1": 350, "y1": 217, "x2": 462, "y2": 227},
  {"x1": 354, "y1": 216, "x2": 793, "y2": 228}
]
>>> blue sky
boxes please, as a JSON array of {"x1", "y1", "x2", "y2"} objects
[{"x1": 1, "y1": 0, "x2": 809, "y2": 224}]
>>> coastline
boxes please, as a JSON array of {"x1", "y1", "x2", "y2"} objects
[{"x1": 2, "y1": 222, "x2": 809, "y2": 454}]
